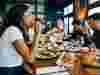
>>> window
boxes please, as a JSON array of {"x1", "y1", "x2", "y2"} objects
[
  {"x1": 64, "y1": 3, "x2": 73, "y2": 33},
  {"x1": 89, "y1": 0, "x2": 99, "y2": 4},
  {"x1": 37, "y1": 5, "x2": 45, "y2": 13},
  {"x1": 32, "y1": 0, "x2": 48, "y2": 16},
  {"x1": 64, "y1": 4, "x2": 73, "y2": 16},
  {"x1": 88, "y1": 7, "x2": 100, "y2": 16}
]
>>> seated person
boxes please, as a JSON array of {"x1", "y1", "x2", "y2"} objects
[{"x1": 0, "y1": 3, "x2": 34, "y2": 75}]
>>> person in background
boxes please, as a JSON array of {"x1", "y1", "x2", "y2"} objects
[
  {"x1": 88, "y1": 17, "x2": 100, "y2": 49},
  {"x1": 48, "y1": 16, "x2": 64, "y2": 33},
  {"x1": 0, "y1": 4, "x2": 34, "y2": 75},
  {"x1": 93, "y1": 19, "x2": 100, "y2": 49},
  {"x1": 56, "y1": 16, "x2": 64, "y2": 32}
]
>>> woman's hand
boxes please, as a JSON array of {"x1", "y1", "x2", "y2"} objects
[{"x1": 24, "y1": 62, "x2": 33, "y2": 74}]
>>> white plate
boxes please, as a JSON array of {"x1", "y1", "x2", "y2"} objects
[{"x1": 36, "y1": 66, "x2": 66, "y2": 75}]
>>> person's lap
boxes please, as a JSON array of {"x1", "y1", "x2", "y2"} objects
[{"x1": 0, "y1": 65, "x2": 24, "y2": 75}]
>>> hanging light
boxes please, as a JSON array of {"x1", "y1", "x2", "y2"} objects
[{"x1": 79, "y1": 8, "x2": 87, "y2": 20}]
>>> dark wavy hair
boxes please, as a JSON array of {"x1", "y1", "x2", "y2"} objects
[
  {"x1": 7, "y1": 4, "x2": 29, "y2": 25},
  {"x1": 0, "y1": 4, "x2": 29, "y2": 37}
]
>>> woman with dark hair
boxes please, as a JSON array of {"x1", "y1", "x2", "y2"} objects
[{"x1": 0, "y1": 4, "x2": 34, "y2": 75}]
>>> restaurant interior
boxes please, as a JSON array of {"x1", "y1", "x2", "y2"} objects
[{"x1": 0, "y1": 0, "x2": 100, "y2": 75}]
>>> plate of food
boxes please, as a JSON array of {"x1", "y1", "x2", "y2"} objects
[{"x1": 35, "y1": 50, "x2": 58, "y2": 60}]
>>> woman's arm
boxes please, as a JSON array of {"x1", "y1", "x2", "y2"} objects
[{"x1": 15, "y1": 39, "x2": 32, "y2": 64}]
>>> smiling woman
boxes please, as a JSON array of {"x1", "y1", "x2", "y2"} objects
[{"x1": 0, "y1": 2, "x2": 35, "y2": 75}]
